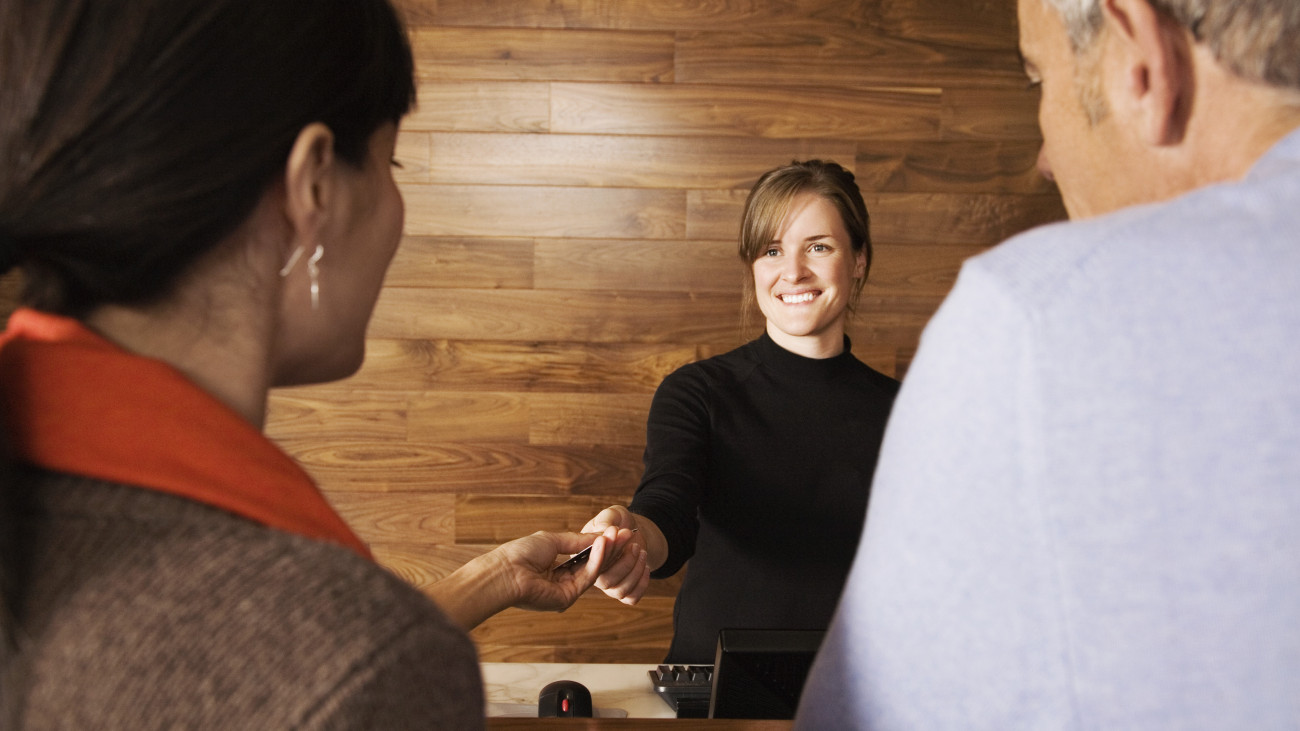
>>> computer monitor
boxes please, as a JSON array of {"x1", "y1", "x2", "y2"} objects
[{"x1": 707, "y1": 628, "x2": 826, "y2": 719}]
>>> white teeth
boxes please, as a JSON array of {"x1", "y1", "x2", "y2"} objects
[{"x1": 780, "y1": 292, "x2": 815, "y2": 304}]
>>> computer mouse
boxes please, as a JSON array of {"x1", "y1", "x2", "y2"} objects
[{"x1": 538, "y1": 679, "x2": 593, "y2": 718}]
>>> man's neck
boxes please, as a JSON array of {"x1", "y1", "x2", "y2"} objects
[{"x1": 1182, "y1": 48, "x2": 1300, "y2": 187}]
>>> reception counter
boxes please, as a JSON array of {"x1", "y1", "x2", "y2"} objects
[{"x1": 481, "y1": 662, "x2": 794, "y2": 729}]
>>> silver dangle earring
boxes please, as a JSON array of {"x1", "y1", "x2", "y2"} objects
[
  {"x1": 279, "y1": 245, "x2": 305, "y2": 277},
  {"x1": 306, "y1": 244, "x2": 323, "y2": 310},
  {"x1": 278, "y1": 244, "x2": 324, "y2": 310}
]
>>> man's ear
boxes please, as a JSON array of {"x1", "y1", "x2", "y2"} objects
[
  {"x1": 282, "y1": 123, "x2": 337, "y2": 243},
  {"x1": 1101, "y1": 0, "x2": 1194, "y2": 146}
]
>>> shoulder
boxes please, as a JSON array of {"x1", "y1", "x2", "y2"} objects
[
  {"x1": 967, "y1": 138, "x2": 1300, "y2": 316},
  {"x1": 16, "y1": 475, "x2": 482, "y2": 728},
  {"x1": 657, "y1": 339, "x2": 759, "y2": 392},
  {"x1": 846, "y1": 357, "x2": 901, "y2": 397},
  {"x1": 274, "y1": 538, "x2": 484, "y2": 727}
]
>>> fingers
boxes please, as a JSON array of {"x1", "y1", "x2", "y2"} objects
[
  {"x1": 581, "y1": 505, "x2": 633, "y2": 534},
  {"x1": 593, "y1": 536, "x2": 650, "y2": 605},
  {"x1": 578, "y1": 529, "x2": 612, "y2": 585},
  {"x1": 547, "y1": 529, "x2": 598, "y2": 557}
]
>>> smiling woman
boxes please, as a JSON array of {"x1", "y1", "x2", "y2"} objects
[
  {"x1": 748, "y1": 186, "x2": 869, "y2": 358},
  {"x1": 580, "y1": 160, "x2": 901, "y2": 664}
]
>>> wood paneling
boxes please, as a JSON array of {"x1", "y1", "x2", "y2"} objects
[
  {"x1": 673, "y1": 30, "x2": 1023, "y2": 88},
  {"x1": 534, "y1": 239, "x2": 744, "y2": 293},
  {"x1": 405, "y1": 81, "x2": 551, "y2": 133},
  {"x1": 367, "y1": 289, "x2": 742, "y2": 343},
  {"x1": 404, "y1": 184, "x2": 686, "y2": 239},
  {"x1": 424, "y1": 0, "x2": 1019, "y2": 49},
  {"x1": 423, "y1": 132, "x2": 857, "y2": 189},
  {"x1": 261, "y1": 0, "x2": 1068, "y2": 664},
  {"x1": 550, "y1": 82, "x2": 944, "y2": 139},
  {"x1": 411, "y1": 27, "x2": 676, "y2": 83},
  {"x1": 279, "y1": 439, "x2": 643, "y2": 494},
  {"x1": 340, "y1": 339, "x2": 698, "y2": 393},
  {"x1": 855, "y1": 140, "x2": 1053, "y2": 194}
]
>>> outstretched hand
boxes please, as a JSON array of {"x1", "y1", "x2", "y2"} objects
[
  {"x1": 429, "y1": 527, "x2": 614, "y2": 631},
  {"x1": 499, "y1": 528, "x2": 614, "y2": 613},
  {"x1": 581, "y1": 505, "x2": 652, "y2": 606}
]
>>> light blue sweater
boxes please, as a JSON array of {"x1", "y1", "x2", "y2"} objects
[{"x1": 796, "y1": 128, "x2": 1300, "y2": 730}]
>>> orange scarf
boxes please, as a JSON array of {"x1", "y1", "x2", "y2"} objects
[{"x1": 0, "y1": 308, "x2": 371, "y2": 559}]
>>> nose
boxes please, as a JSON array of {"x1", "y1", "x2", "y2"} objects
[
  {"x1": 780, "y1": 250, "x2": 809, "y2": 281},
  {"x1": 1036, "y1": 143, "x2": 1055, "y2": 182}
]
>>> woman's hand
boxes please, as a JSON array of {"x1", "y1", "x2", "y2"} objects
[
  {"x1": 429, "y1": 528, "x2": 614, "y2": 631},
  {"x1": 499, "y1": 528, "x2": 614, "y2": 613},
  {"x1": 581, "y1": 505, "x2": 657, "y2": 606}
]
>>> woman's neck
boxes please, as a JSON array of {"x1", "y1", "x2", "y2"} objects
[
  {"x1": 765, "y1": 322, "x2": 846, "y2": 359},
  {"x1": 85, "y1": 250, "x2": 280, "y2": 429}
]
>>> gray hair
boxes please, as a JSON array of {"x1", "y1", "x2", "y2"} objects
[{"x1": 1041, "y1": 0, "x2": 1300, "y2": 91}]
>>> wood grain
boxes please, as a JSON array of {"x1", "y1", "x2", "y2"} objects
[
  {"x1": 866, "y1": 243, "x2": 988, "y2": 298},
  {"x1": 403, "y1": 184, "x2": 687, "y2": 239},
  {"x1": 472, "y1": 596, "x2": 676, "y2": 660},
  {"x1": 384, "y1": 236, "x2": 535, "y2": 289},
  {"x1": 456, "y1": 494, "x2": 620, "y2": 541},
  {"x1": 338, "y1": 339, "x2": 701, "y2": 393},
  {"x1": 423, "y1": 132, "x2": 858, "y2": 189},
  {"x1": 855, "y1": 140, "x2": 1055, "y2": 194},
  {"x1": 942, "y1": 86, "x2": 1045, "y2": 140},
  {"x1": 550, "y1": 82, "x2": 943, "y2": 140},
  {"x1": 368, "y1": 289, "x2": 744, "y2": 344},
  {"x1": 276, "y1": 438, "x2": 644, "y2": 495},
  {"x1": 411, "y1": 27, "x2": 675, "y2": 83},
  {"x1": 534, "y1": 239, "x2": 745, "y2": 293},
  {"x1": 674, "y1": 29, "x2": 1023, "y2": 89},
  {"x1": 404, "y1": 81, "x2": 551, "y2": 133},
  {"x1": 526, "y1": 392, "x2": 654, "y2": 446},
  {"x1": 426, "y1": 0, "x2": 1018, "y2": 50},
  {"x1": 265, "y1": 391, "x2": 409, "y2": 441},
  {"x1": 325, "y1": 492, "x2": 457, "y2": 545}
]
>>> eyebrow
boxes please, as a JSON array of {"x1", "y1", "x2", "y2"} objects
[{"x1": 769, "y1": 233, "x2": 836, "y2": 246}]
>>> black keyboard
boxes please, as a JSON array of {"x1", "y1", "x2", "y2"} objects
[{"x1": 649, "y1": 664, "x2": 713, "y2": 718}]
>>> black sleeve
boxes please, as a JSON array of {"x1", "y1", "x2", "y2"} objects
[{"x1": 628, "y1": 365, "x2": 713, "y2": 578}]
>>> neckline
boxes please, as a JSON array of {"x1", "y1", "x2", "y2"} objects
[
  {"x1": 0, "y1": 308, "x2": 371, "y2": 559},
  {"x1": 753, "y1": 331, "x2": 857, "y2": 380}
]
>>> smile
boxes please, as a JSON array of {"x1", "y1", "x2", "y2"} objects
[{"x1": 778, "y1": 292, "x2": 818, "y2": 304}]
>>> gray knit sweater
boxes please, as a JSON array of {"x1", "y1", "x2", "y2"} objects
[{"x1": 2, "y1": 469, "x2": 484, "y2": 730}]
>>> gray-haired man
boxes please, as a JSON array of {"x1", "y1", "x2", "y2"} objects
[{"x1": 796, "y1": 0, "x2": 1300, "y2": 727}]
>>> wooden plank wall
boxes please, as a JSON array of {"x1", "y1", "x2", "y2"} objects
[
  {"x1": 0, "y1": 0, "x2": 1067, "y2": 664},
  {"x1": 267, "y1": 0, "x2": 1066, "y2": 663}
]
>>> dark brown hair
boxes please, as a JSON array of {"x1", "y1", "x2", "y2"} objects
[{"x1": 0, "y1": 0, "x2": 416, "y2": 317}]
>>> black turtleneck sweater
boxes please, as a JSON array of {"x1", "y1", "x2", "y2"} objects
[{"x1": 629, "y1": 332, "x2": 900, "y2": 663}]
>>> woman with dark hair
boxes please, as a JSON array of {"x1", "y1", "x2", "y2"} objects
[
  {"x1": 0, "y1": 1, "x2": 621, "y2": 727},
  {"x1": 583, "y1": 160, "x2": 901, "y2": 664}
]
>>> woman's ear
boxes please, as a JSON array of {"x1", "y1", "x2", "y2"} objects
[
  {"x1": 854, "y1": 248, "x2": 867, "y2": 279},
  {"x1": 1101, "y1": 0, "x2": 1195, "y2": 146},
  {"x1": 282, "y1": 123, "x2": 337, "y2": 243}
]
